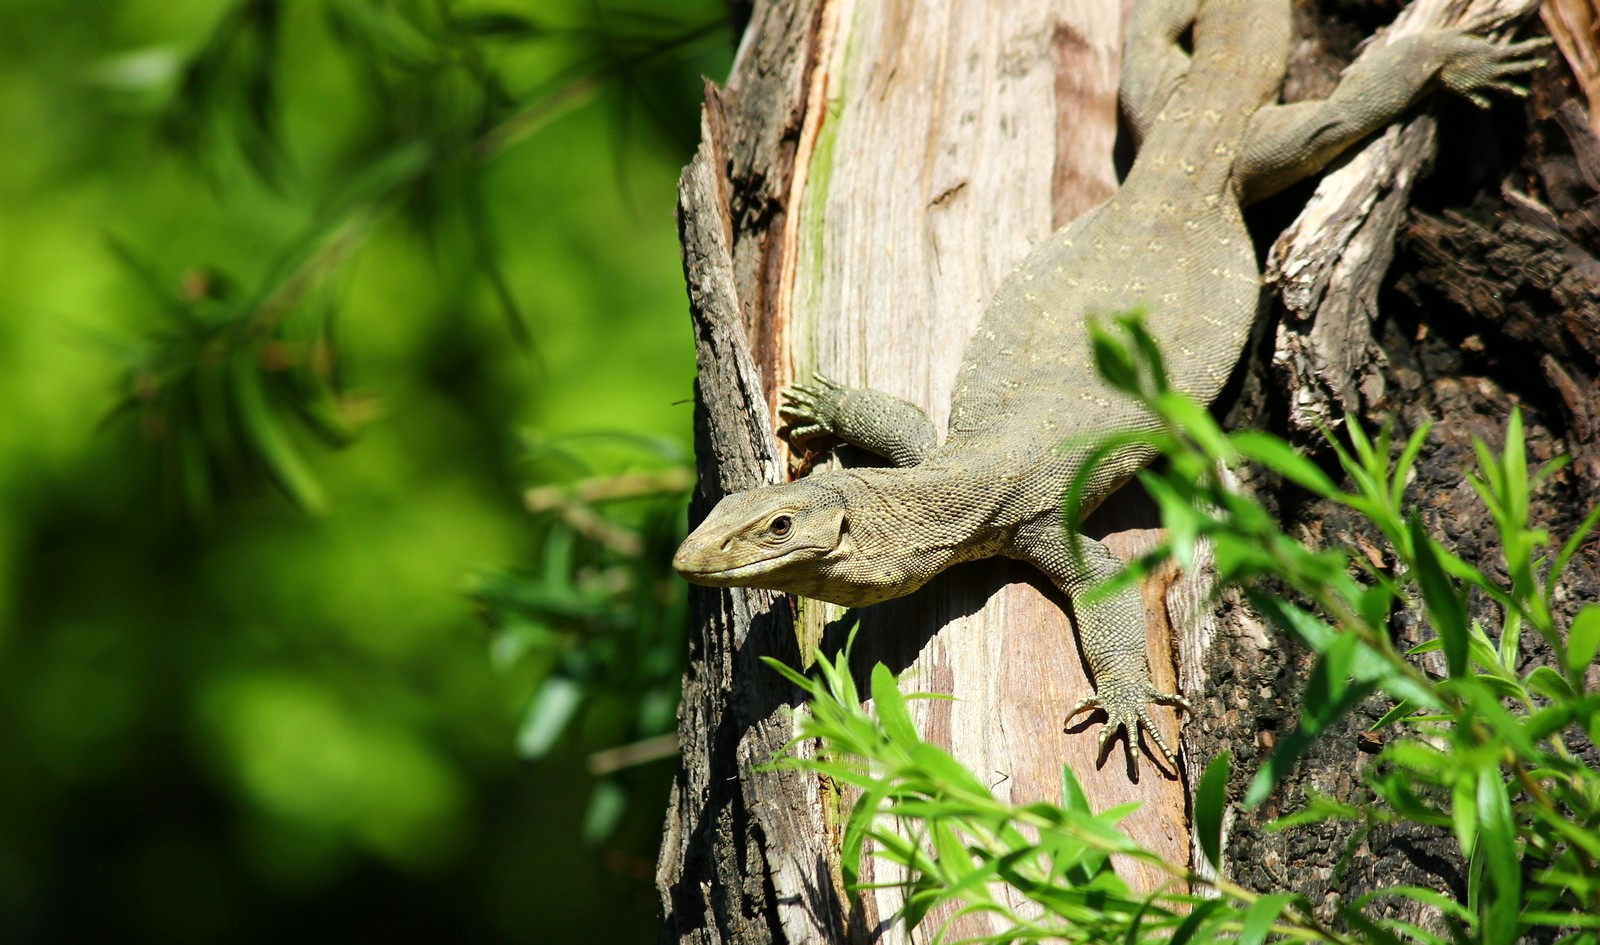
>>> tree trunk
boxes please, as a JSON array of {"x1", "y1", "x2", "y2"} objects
[{"x1": 657, "y1": 0, "x2": 1600, "y2": 942}]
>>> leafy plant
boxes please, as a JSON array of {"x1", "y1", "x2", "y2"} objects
[
  {"x1": 476, "y1": 432, "x2": 692, "y2": 842},
  {"x1": 772, "y1": 313, "x2": 1600, "y2": 944},
  {"x1": 105, "y1": 0, "x2": 728, "y2": 513}
]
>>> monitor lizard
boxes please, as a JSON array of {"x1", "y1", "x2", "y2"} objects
[{"x1": 672, "y1": 0, "x2": 1548, "y2": 768}]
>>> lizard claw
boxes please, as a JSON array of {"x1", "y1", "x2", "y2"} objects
[
  {"x1": 779, "y1": 372, "x2": 846, "y2": 442},
  {"x1": 1067, "y1": 682, "x2": 1190, "y2": 769},
  {"x1": 1438, "y1": 33, "x2": 1551, "y2": 110}
]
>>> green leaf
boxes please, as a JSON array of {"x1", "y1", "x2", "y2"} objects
[
  {"x1": 1195, "y1": 752, "x2": 1230, "y2": 870},
  {"x1": 1409, "y1": 517, "x2": 1467, "y2": 677},
  {"x1": 1239, "y1": 892, "x2": 1293, "y2": 945},
  {"x1": 1090, "y1": 321, "x2": 1141, "y2": 395},
  {"x1": 1246, "y1": 636, "x2": 1376, "y2": 807},
  {"x1": 1340, "y1": 908, "x2": 1412, "y2": 945},
  {"x1": 1550, "y1": 504, "x2": 1600, "y2": 595},
  {"x1": 231, "y1": 356, "x2": 327, "y2": 513},
  {"x1": 1451, "y1": 774, "x2": 1478, "y2": 857},
  {"x1": 1473, "y1": 674, "x2": 1528, "y2": 702},
  {"x1": 1232, "y1": 431, "x2": 1336, "y2": 496},
  {"x1": 871, "y1": 663, "x2": 917, "y2": 746},
  {"x1": 517, "y1": 675, "x2": 584, "y2": 758},
  {"x1": 1476, "y1": 767, "x2": 1521, "y2": 945},
  {"x1": 1526, "y1": 665, "x2": 1578, "y2": 703},
  {"x1": 1370, "y1": 699, "x2": 1416, "y2": 730},
  {"x1": 581, "y1": 778, "x2": 627, "y2": 844},
  {"x1": 1117, "y1": 308, "x2": 1169, "y2": 393},
  {"x1": 1568, "y1": 604, "x2": 1600, "y2": 681},
  {"x1": 451, "y1": 11, "x2": 547, "y2": 37},
  {"x1": 1350, "y1": 884, "x2": 1475, "y2": 926},
  {"x1": 1154, "y1": 391, "x2": 1230, "y2": 461},
  {"x1": 1167, "y1": 897, "x2": 1224, "y2": 945},
  {"x1": 762, "y1": 655, "x2": 820, "y2": 696},
  {"x1": 1522, "y1": 911, "x2": 1600, "y2": 929},
  {"x1": 1139, "y1": 472, "x2": 1202, "y2": 570},
  {"x1": 1266, "y1": 792, "x2": 1361, "y2": 831},
  {"x1": 1390, "y1": 423, "x2": 1432, "y2": 511},
  {"x1": 1061, "y1": 762, "x2": 1090, "y2": 816}
]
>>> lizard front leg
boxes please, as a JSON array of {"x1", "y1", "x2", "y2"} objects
[
  {"x1": 780, "y1": 373, "x2": 937, "y2": 468},
  {"x1": 1011, "y1": 518, "x2": 1189, "y2": 769},
  {"x1": 1236, "y1": 27, "x2": 1550, "y2": 203}
]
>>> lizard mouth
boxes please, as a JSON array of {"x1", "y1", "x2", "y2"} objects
[{"x1": 672, "y1": 543, "x2": 813, "y2": 585}]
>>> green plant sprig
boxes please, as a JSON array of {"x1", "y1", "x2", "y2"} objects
[{"x1": 768, "y1": 311, "x2": 1600, "y2": 944}]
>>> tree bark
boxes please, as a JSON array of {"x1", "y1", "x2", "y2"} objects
[{"x1": 658, "y1": 0, "x2": 1600, "y2": 942}]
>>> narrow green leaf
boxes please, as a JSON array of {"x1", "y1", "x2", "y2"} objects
[
  {"x1": 1476, "y1": 768, "x2": 1521, "y2": 945},
  {"x1": 1409, "y1": 517, "x2": 1467, "y2": 677},
  {"x1": 762, "y1": 655, "x2": 820, "y2": 696},
  {"x1": 231, "y1": 356, "x2": 327, "y2": 513},
  {"x1": 1246, "y1": 638, "x2": 1376, "y2": 807},
  {"x1": 1521, "y1": 911, "x2": 1600, "y2": 929},
  {"x1": 1195, "y1": 751, "x2": 1230, "y2": 871},
  {"x1": 1550, "y1": 504, "x2": 1600, "y2": 594},
  {"x1": 1138, "y1": 472, "x2": 1201, "y2": 570},
  {"x1": 1370, "y1": 700, "x2": 1415, "y2": 730},
  {"x1": 1568, "y1": 604, "x2": 1600, "y2": 681},
  {"x1": 1344, "y1": 417, "x2": 1376, "y2": 468},
  {"x1": 1155, "y1": 391, "x2": 1230, "y2": 461},
  {"x1": 1266, "y1": 792, "x2": 1362, "y2": 831},
  {"x1": 1503, "y1": 408, "x2": 1528, "y2": 518},
  {"x1": 1350, "y1": 884, "x2": 1475, "y2": 925},
  {"x1": 1239, "y1": 892, "x2": 1294, "y2": 945},
  {"x1": 1117, "y1": 308, "x2": 1169, "y2": 393},
  {"x1": 1061, "y1": 762, "x2": 1090, "y2": 816},
  {"x1": 1232, "y1": 431, "x2": 1336, "y2": 496},
  {"x1": 1474, "y1": 674, "x2": 1528, "y2": 702},
  {"x1": 1167, "y1": 897, "x2": 1224, "y2": 945},
  {"x1": 1090, "y1": 322, "x2": 1141, "y2": 395},
  {"x1": 871, "y1": 663, "x2": 917, "y2": 746},
  {"x1": 1451, "y1": 774, "x2": 1478, "y2": 857},
  {"x1": 517, "y1": 675, "x2": 584, "y2": 758},
  {"x1": 1526, "y1": 665, "x2": 1577, "y2": 703},
  {"x1": 581, "y1": 778, "x2": 627, "y2": 845},
  {"x1": 1390, "y1": 423, "x2": 1432, "y2": 510}
]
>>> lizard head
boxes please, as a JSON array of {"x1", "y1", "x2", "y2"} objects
[{"x1": 673, "y1": 478, "x2": 862, "y2": 602}]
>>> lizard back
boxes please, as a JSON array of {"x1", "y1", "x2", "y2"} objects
[{"x1": 942, "y1": 0, "x2": 1290, "y2": 475}]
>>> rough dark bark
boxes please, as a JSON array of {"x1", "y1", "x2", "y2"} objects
[
  {"x1": 1196, "y1": 0, "x2": 1600, "y2": 933},
  {"x1": 658, "y1": 0, "x2": 1600, "y2": 942}
]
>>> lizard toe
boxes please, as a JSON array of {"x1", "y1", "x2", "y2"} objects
[{"x1": 1072, "y1": 681, "x2": 1185, "y2": 769}]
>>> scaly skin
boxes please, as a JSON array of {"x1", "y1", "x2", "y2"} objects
[{"x1": 673, "y1": 0, "x2": 1548, "y2": 769}]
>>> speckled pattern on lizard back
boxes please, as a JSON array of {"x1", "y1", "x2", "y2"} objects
[{"x1": 674, "y1": 0, "x2": 1547, "y2": 769}]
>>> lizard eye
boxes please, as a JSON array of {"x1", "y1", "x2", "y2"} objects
[{"x1": 768, "y1": 515, "x2": 793, "y2": 539}]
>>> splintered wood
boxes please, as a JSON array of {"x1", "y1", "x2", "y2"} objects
[{"x1": 1544, "y1": 0, "x2": 1600, "y2": 136}]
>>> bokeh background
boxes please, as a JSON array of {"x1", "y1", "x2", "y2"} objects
[{"x1": 0, "y1": 1, "x2": 731, "y2": 941}]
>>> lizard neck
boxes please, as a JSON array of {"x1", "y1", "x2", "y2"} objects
[{"x1": 808, "y1": 463, "x2": 1004, "y2": 606}]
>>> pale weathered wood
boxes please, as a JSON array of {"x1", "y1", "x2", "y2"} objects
[
  {"x1": 780, "y1": 2, "x2": 1194, "y2": 927},
  {"x1": 662, "y1": 1, "x2": 1196, "y2": 940}
]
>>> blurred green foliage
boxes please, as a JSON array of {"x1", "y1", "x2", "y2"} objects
[{"x1": 0, "y1": 0, "x2": 728, "y2": 941}]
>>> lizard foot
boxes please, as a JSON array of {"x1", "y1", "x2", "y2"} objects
[
  {"x1": 1437, "y1": 32, "x2": 1552, "y2": 109},
  {"x1": 779, "y1": 372, "x2": 846, "y2": 441},
  {"x1": 1067, "y1": 682, "x2": 1190, "y2": 769}
]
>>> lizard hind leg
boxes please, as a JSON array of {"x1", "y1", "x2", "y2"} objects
[
  {"x1": 779, "y1": 373, "x2": 938, "y2": 468},
  {"x1": 1011, "y1": 520, "x2": 1190, "y2": 770},
  {"x1": 1067, "y1": 674, "x2": 1192, "y2": 769}
]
